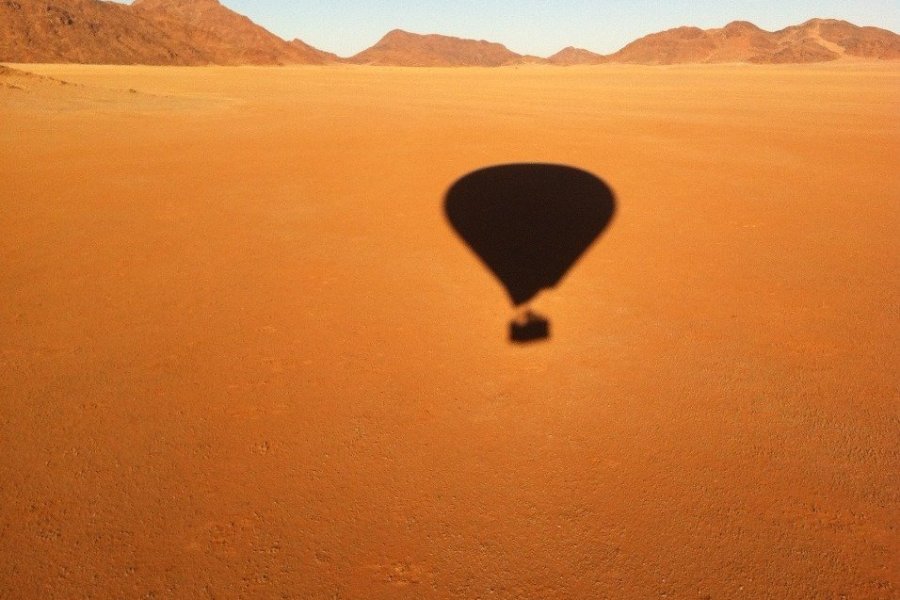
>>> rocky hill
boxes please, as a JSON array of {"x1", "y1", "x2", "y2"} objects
[
  {"x1": 547, "y1": 46, "x2": 606, "y2": 66},
  {"x1": 0, "y1": 0, "x2": 336, "y2": 65},
  {"x1": 601, "y1": 19, "x2": 900, "y2": 65},
  {"x1": 348, "y1": 29, "x2": 526, "y2": 67}
]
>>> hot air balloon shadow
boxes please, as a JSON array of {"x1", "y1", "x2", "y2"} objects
[{"x1": 444, "y1": 164, "x2": 616, "y2": 343}]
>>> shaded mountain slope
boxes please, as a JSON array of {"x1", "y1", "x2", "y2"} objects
[
  {"x1": 0, "y1": 0, "x2": 336, "y2": 65},
  {"x1": 0, "y1": 0, "x2": 208, "y2": 64},
  {"x1": 131, "y1": 0, "x2": 335, "y2": 65}
]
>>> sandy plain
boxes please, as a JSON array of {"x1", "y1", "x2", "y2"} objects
[{"x1": 1, "y1": 63, "x2": 898, "y2": 599}]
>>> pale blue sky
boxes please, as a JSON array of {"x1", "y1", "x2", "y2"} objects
[{"x1": 116, "y1": 1, "x2": 900, "y2": 57}]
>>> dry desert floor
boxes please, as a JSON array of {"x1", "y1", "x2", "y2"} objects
[{"x1": 1, "y1": 63, "x2": 899, "y2": 599}]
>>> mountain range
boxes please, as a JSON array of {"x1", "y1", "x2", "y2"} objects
[
  {"x1": 1, "y1": 0, "x2": 898, "y2": 66},
  {"x1": 595, "y1": 19, "x2": 900, "y2": 64}
]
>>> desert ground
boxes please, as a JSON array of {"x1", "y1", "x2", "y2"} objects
[{"x1": 1, "y1": 63, "x2": 898, "y2": 599}]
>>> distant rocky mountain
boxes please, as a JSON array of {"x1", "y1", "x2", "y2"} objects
[
  {"x1": 778, "y1": 19, "x2": 900, "y2": 61},
  {"x1": 595, "y1": 19, "x2": 900, "y2": 65},
  {"x1": 347, "y1": 29, "x2": 527, "y2": 67},
  {"x1": 0, "y1": 0, "x2": 336, "y2": 65},
  {"x1": 547, "y1": 47, "x2": 606, "y2": 66}
]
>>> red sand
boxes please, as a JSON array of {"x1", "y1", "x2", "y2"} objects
[{"x1": 1, "y1": 63, "x2": 898, "y2": 598}]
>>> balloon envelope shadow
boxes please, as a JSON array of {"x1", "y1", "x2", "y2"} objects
[{"x1": 444, "y1": 164, "x2": 616, "y2": 343}]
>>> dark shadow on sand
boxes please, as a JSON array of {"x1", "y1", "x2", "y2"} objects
[{"x1": 445, "y1": 163, "x2": 616, "y2": 343}]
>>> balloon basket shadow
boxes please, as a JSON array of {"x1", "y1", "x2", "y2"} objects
[{"x1": 509, "y1": 311, "x2": 550, "y2": 344}]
